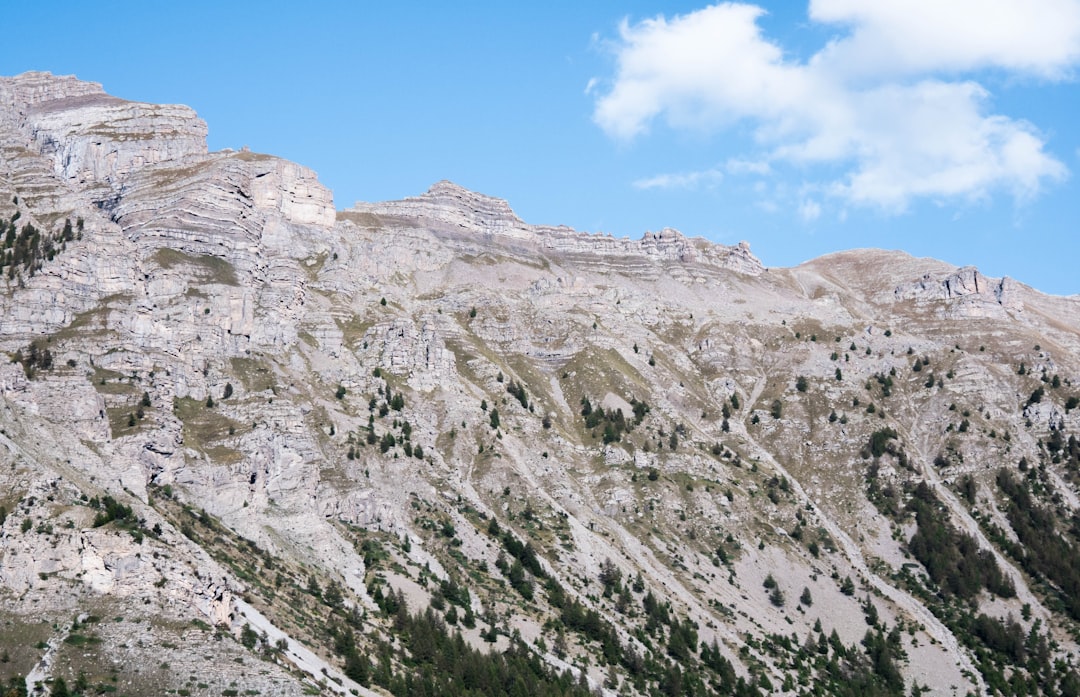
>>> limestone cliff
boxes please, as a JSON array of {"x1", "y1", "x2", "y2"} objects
[{"x1": 1, "y1": 73, "x2": 1080, "y2": 697}]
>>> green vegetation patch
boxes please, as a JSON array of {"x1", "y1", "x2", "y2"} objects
[
  {"x1": 153, "y1": 248, "x2": 239, "y2": 286},
  {"x1": 229, "y1": 357, "x2": 275, "y2": 393},
  {"x1": 172, "y1": 397, "x2": 243, "y2": 463}
]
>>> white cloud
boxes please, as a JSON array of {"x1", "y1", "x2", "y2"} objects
[
  {"x1": 592, "y1": 4, "x2": 809, "y2": 140},
  {"x1": 591, "y1": 1, "x2": 1077, "y2": 211},
  {"x1": 810, "y1": 81, "x2": 1067, "y2": 209},
  {"x1": 633, "y1": 168, "x2": 723, "y2": 190},
  {"x1": 810, "y1": 0, "x2": 1080, "y2": 79}
]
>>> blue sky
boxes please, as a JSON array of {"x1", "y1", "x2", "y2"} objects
[{"x1": 4, "y1": 1, "x2": 1079, "y2": 295}]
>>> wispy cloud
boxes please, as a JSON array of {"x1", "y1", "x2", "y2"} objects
[
  {"x1": 798, "y1": 198, "x2": 822, "y2": 222},
  {"x1": 633, "y1": 168, "x2": 723, "y2": 190},
  {"x1": 725, "y1": 157, "x2": 771, "y2": 175},
  {"x1": 591, "y1": 1, "x2": 1077, "y2": 212}
]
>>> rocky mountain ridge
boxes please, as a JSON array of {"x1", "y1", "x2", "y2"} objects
[{"x1": 1, "y1": 72, "x2": 1080, "y2": 697}]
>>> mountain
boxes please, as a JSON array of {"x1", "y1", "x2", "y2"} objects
[{"x1": 2, "y1": 71, "x2": 1080, "y2": 697}]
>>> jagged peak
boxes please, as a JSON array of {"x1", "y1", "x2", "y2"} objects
[
  {"x1": 417, "y1": 179, "x2": 524, "y2": 224},
  {"x1": 347, "y1": 180, "x2": 533, "y2": 241}
]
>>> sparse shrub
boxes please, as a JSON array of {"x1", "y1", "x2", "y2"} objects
[
  {"x1": 958, "y1": 474, "x2": 977, "y2": 504},
  {"x1": 506, "y1": 380, "x2": 528, "y2": 409},
  {"x1": 862, "y1": 597, "x2": 878, "y2": 626},
  {"x1": 239, "y1": 624, "x2": 258, "y2": 649},
  {"x1": 867, "y1": 427, "x2": 898, "y2": 458}
]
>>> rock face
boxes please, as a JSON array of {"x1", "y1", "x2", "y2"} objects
[{"x1": 2, "y1": 72, "x2": 1080, "y2": 697}]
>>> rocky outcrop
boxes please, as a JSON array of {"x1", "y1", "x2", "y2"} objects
[
  {"x1": 356, "y1": 179, "x2": 535, "y2": 240},
  {"x1": 349, "y1": 180, "x2": 764, "y2": 275},
  {"x1": 893, "y1": 265, "x2": 1024, "y2": 317},
  {"x1": 0, "y1": 71, "x2": 104, "y2": 111},
  {"x1": 0, "y1": 72, "x2": 208, "y2": 189}
]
